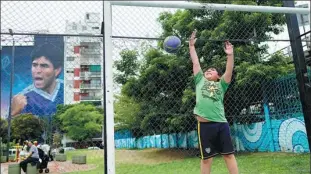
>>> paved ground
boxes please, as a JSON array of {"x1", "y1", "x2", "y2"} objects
[{"x1": 1, "y1": 161, "x2": 96, "y2": 174}]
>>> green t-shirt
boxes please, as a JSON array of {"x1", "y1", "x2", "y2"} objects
[{"x1": 193, "y1": 70, "x2": 230, "y2": 122}]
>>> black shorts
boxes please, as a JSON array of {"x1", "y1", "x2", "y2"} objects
[{"x1": 197, "y1": 121, "x2": 235, "y2": 159}]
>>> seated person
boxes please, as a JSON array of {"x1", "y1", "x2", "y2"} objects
[{"x1": 20, "y1": 141, "x2": 40, "y2": 173}]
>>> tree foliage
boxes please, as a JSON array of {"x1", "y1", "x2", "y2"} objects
[
  {"x1": 52, "y1": 104, "x2": 76, "y2": 133},
  {"x1": 114, "y1": 0, "x2": 295, "y2": 136},
  {"x1": 114, "y1": 94, "x2": 141, "y2": 132},
  {"x1": 58, "y1": 103, "x2": 103, "y2": 141},
  {"x1": 114, "y1": 49, "x2": 140, "y2": 85},
  {"x1": 0, "y1": 118, "x2": 8, "y2": 143},
  {"x1": 11, "y1": 114, "x2": 44, "y2": 142}
]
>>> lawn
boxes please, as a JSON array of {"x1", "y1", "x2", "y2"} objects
[{"x1": 65, "y1": 149, "x2": 309, "y2": 174}]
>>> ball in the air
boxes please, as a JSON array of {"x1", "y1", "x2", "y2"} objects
[{"x1": 163, "y1": 36, "x2": 181, "y2": 53}]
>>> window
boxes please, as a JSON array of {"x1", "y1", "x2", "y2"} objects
[
  {"x1": 89, "y1": 65, "x2": 101, "y2": 72},
  {"x1": 91, "y1": 79, "x2": 101, "y2": 84},
  {"x1": 81, "y1": 80, "x2": 91, "y2": 85},
  {"x1": 67, "y1": 56, "x2": 75, "y2": 61},
  {"x1": 80, "y1": 65, "x2": 89, "y2": 72}
]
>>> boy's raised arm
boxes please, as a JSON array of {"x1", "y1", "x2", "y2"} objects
[
  {"x1": 223, "y1": 41, "x2": 234, "y2": 83},
  {"x1": 189, "y1": 30, "x2": 201, "y2": 75}
]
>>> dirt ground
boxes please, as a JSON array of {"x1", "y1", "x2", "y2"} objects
[{"x1": 115, "y1": 148, "x2": 197, "y2": 164}]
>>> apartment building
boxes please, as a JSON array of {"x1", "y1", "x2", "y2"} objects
[{"x1": 64, "y1": 12, "x2": 103, "y2": 106}]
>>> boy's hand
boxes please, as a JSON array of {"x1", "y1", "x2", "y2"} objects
[
  {"x1": 224, "y1": 40, "x2": 234, "y2": 56},
  {"x1": 189, "y1": 30, "x2": 197, "y2": 47},
  {"x1": 223, "y1": 40, "x2": 234, "y2": 83}
]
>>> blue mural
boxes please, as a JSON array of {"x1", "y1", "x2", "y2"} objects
[
  {"x1": 114, "y1": 117, "x2": 309, "y2": 153},
  {"x1": 234, "y1": 116, "x2": 309, "y2": 153},
  {"x1": 115, "y1": 131, "x2": 199, "y2": 149}
]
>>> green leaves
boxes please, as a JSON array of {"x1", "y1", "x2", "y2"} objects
[
  {"x1": 114, "y1": 94, "x2": 141, "y2": 131},
  {"x1": 235, "y1": 52, "x2": 294, "y2": 86},
  {"x1": 11, "y1": 114, "x2": 44, "y2": 142},
  {"x1": 0, "y1": 118, "x2": 8, "y2": 143},
  {"x1": 115, "y1": 49, "x2": 139, "y2": 85},
  {"x1": 57, "y1": 103, "x2": 103, "y2": 141}
]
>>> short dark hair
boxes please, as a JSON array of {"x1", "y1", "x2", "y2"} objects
[
  {"x1": 30, "y1": 43, "x2": 63, "y2": 69},
  {"x1": 204, "y1": 66, "x2": 223, "y2": 77}
]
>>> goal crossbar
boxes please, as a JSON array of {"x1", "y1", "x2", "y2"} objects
[{"x1": 111, "y1": 1, "x2": 310, "y2": 14}]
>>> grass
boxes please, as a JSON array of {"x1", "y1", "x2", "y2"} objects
[{"x1": 65, "y1": 149, "x2": 309, "y2": 174}]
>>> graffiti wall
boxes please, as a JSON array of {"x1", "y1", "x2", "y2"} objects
[
  {"x1": 115, "y1": 116, "x2": 309, "y2": 153},
  {"x1": 235, "y1": 116, "x2": 309, "y2": 153}
]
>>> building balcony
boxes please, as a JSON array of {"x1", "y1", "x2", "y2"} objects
[
  {"x1": 80, "y1": 96, "x2": 102, "y2": 101},
  {"x1": 80, "y1": 84, "x2": 102, "y2": 89},
  {"x1": 80, "y1": 60, "x2": 102, "y2": 66},
  {"x1": 80, "y1": 50, "x2": 102, "y2": 56},
  {"x1": 79, "y1": 43, "x2": 102, "y2": 56},
  {"x1": 79, "y1": 39, "x2": 102, "y2": 45},
  {"x1": 80, "y1": 71, "x2": 101, "y2": 78}
]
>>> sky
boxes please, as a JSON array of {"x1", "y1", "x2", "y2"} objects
[
  {"x1": 264, "y1": 1, "x2": 310, "y2": 56},
  {"x1": 0, "y1": 1, "x2": 310, "y2": 117},
  {"x1": 1, "y1": 1, "x2": 309, "y2": 53}
]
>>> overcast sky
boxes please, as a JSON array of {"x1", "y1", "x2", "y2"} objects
[{"x1": 1, "y1": 1, "x2": 309, "y2": 51}]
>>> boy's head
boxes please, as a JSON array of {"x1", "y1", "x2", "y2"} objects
[{"x1": 203, "y1": 67, "x2": 223, "y2": 81}]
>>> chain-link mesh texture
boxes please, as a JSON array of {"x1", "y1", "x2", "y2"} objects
[
  {"x1": 1, "y1": 1, "x2": 310, "y2": 174},
  {"x1": 111, "y1": 3, "x2": 310, "y2": 174}
]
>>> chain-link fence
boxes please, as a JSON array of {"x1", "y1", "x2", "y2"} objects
[
  {"x1": 110, "y1": 2, "x2": 310, "y2": 174},
  {"x1": 1, "y1": 1, "x2": 310, "y2": 174}
]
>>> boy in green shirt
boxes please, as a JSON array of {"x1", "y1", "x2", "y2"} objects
[{"x1": 189, "y1": 30, "x2": 238, "y2": 174}]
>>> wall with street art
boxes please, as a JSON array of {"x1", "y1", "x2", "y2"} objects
[
  {"x1": 114, "y1": 116, "x2": 309, "y2": 153},
  {"x1": 1, "y1": 35, "x2": 64, "y2": 118},
  {"x1": 234, "y1": 116, "x2": 308, "y2": 153}
]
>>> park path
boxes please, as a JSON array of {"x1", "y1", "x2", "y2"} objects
[{"x1": 1, "y1": 161, "x2": 96, "y2": 174}]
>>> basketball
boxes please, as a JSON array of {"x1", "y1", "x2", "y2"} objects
[{"x1": 163, "y1": 36, "x2": 181, "y2": 53}]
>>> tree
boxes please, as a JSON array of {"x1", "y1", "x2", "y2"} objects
[
  {"x1": 114, "y1": 94, "x2": 141, "y2": 131},
  {"x1": 114, "y1": 49, "x2": 139, "y2": 85},
  {"x1": 52, "y1": 104, "x2": 76, "y2": 133},
  {"x1": 116, "y1": 0, "x2": 294, "y2": 136},
  {"x1": 11, "y1": 114, "x2": 44, "y2": 143},
  {"x1": 58, "y1": 103, "x2": 103, "y2": 142},
  {"x1": 0, "y1": 118, "x2": 8, "y2": 143}
]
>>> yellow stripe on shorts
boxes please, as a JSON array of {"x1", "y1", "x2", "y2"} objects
[{"x1": 197, "y1": 121, "x2": 204, "y2": 159}]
